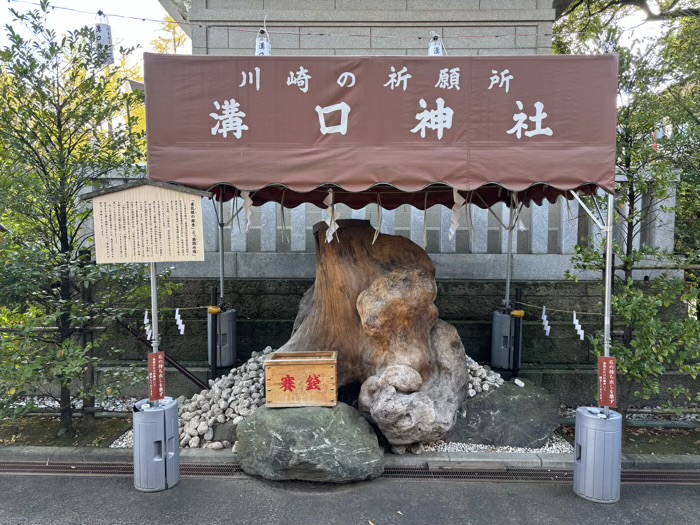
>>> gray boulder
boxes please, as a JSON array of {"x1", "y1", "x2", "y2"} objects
[
  {"x1": 236, "y1": 403, "x2": 384, "y2": 483},
  {"x1": 212, "y1": 420, "x2": 237, "y2": 443},
  {"x1": 449, "y1": 378, "x2": 559, "y2": 448}
]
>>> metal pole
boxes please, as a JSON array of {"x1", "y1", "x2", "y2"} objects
[
  {"x1": 603, "y1": 192, "x2": 615, "y2": 417},
  {"x1": 149, "y1": 261, "x2": 160, "y2": 407},
  {"x1": 512, "y1": 287, "x2": 522, "y2": 377},
  {"x1": 209, "y1": 287, "x2": 218, "y2": 383},
  {"x1": 218, "y1": 194, "x2": 225, "y2": 307},
  {"x1": 503, "y1": 205, "x2": 515, "y2": 312},
  {"x1": 603, "y1": 192, "x2": 614, "y2": 358}
]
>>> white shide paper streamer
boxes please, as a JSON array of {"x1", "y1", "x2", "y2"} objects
[
  {"x1": 541, "y1": 306, "x2": 550, "y2": 337},
  {"x1": 573, "y1": 311, "x2": 585, "y2": 341},
  {"x1": 144, "y1": 309, "x2": 152, "y2": 341},
  {"x1": 241, "y1": 191, "x2": 253, "y2": 233},
  {"x1": 175, "y1": 308, "x2": 185, "y2": 335},
  {"x1": 323, "y1": 189, "x2": 340, "y2": 243},
  {"x1": 449, "y1": 189, "x2": 466, "y2": 240}
]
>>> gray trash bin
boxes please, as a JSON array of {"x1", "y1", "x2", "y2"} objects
[
  {"x1": 573, "y1": 407, "x2": 622, "y2": 503},
  {"x1": 208, "y1": 309, "x2": 237, "y2": 368},
  {"x1": 133, "y1": 397, "x2": 180, "y2": 492},
  {"x1": 490, "y1": 311, "x2": 521, "y2": 370}
]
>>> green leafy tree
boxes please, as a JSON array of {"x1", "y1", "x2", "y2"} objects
[
  {"x1": 555, "y1": 13, "x2": 700, "y2": 425},
  {"x1": 662, "y1": 18, "x2": 700, "y2": 275},
  {"x1": 0, "y1": 1, "x2": 154, "y2": 431},
  {"x1": 557, "y1": 0, "x2": 700, "y2": 22}
]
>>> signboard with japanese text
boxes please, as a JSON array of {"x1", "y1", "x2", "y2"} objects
[
  {"x1": 92, "y1": 184, "x2": 205, "y2": 264},
  {"x1": 144, "y1": 54, "x2": 617, "y2": 209},
  {"x1": 598, "y1": 356, "x2": 617, "y2": 408},
  {"x1": 148, "y1": 351, "x2": 165, "y2": 402}
]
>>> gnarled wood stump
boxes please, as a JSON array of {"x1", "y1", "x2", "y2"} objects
[{"x1": 279, "y1": 219, "x2": 469, "y2": 445}]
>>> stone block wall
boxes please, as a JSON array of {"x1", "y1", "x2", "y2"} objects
[
  {"x1": 114, "y1": 278, "x2": 601, "y2": 366},
  {"x1": 184, "y1": 0, "x2": 555, "y2": 57}
]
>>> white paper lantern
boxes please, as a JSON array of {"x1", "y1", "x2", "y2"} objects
[
  {"x1": 95, "y1": 20, "x2": 114, "y2": 65},
  {"x1": 428, "y1": 35, "x2": 444, "y2": 56},
  {"x1": 255, "y1": 29, "x2": 271, "y2": 56}
]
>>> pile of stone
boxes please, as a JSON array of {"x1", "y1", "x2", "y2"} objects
[
  {"x1": 465, "y1": 355, "x2": 504, "y2": 397},
  {"x1": 177, "y1": 347, "x2": 503, "y2": 450},
  {"x1": 177, "y1": 347, "x2": 272, "y2": 449}
]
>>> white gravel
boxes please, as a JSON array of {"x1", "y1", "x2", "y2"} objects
[
  {"x1": 423, "y1": 433, "x2": 574, "y2": 454},
  {"x1": 110, "y1": 430, "x2": 574, "y2": 454},
  {"x1": 110, "y1": 429, "x2": 134, "y2": 448}
]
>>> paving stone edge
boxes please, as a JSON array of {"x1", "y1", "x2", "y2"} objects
[{"x1": 0, "y1": 446, "x2": 698, "y2": 471}]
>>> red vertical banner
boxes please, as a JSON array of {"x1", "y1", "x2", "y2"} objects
[
  {"x1": 149, "y1": 351, "x2": 165, "y2": 402},
  {"x1": 598, "y1": 356, "x2": 617, "y2": 408}
]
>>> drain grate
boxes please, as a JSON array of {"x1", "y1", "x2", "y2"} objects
[
  {"x1": 0, "y1": 462, "x2": 699, "y2": 485},
  {"x1": 382, "y1": 467, "x2": 700, "y2": 485},
  {"x1": 0, "y1": 461, "x2": 245, "y2": 479},
  {"x1": 381, "y1": 467, "x2": 573, "y2": 483}
]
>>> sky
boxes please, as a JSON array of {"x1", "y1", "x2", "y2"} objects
[
  {"x1": 0, "y1": 0, "x2": 190, "y2": 67},
  {"x1": 1, "y1": 0, "x2": 665, "y2": 57}
]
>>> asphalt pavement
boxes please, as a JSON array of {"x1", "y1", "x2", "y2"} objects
[
  {"x1": 1, "y1": 447, "x2": 700, "y2": 525},
  {"x1": 1, "y1": 473, "x2": 699, "y2": 525}
]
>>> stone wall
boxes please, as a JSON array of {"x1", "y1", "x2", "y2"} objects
[
  {"x1": 113, "y1": 277, "x2": 603, "y2": 366},
  {"x1": 111, "y1": 276, "x2": 699, "y2": 406},
  {"x1": 180, "y1": 0, "x2": 555, "y2": 58},
  {"x1": 151, "y1": 278, "x2": 603, "y2": 364}
]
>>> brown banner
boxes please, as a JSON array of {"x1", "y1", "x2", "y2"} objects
[
  {"x1": 598, "y1": 356, "x2": 617, "y2": 408},
  {"x1": 148, "y1": 351, "x2": 165, "y2": 402},
  {"x1": 145, "y1": 54, "x2": 617, "y2": 207}
]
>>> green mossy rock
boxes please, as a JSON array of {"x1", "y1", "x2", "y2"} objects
[{"x1": 237, "y1": 403, "x2": 384, "y2": 483}]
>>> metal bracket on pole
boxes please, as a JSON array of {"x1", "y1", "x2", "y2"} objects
[{"x1": 570, "y1": 191, "x2": 604, "y2": 231}]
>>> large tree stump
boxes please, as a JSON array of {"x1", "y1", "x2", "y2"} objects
[{"x1": 279, "y1": 219, "x2": 469, "y2": 445}]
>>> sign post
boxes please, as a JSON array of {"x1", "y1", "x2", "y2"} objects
[
  {"x1": 83, "y1": 180, "x2": 210, "y2": 492},
  {"x1": 148, "y1": 262, "x2": 163, "y2": 405},
  {"x1": 573, "y1": 191, "x2": 622, "y2": 504}
]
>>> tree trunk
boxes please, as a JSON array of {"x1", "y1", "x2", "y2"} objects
[
  {"x1": 281, "y1": 220, "x2": 470, "y2": 446},
  {"x1": 81, "y1": 332, "x2": 96, "y2": 432},
  {"x1": 59, "y1": 383, "x2": 73, "y2": 432},
  {"x1": 81, "y1": 254, "x2": 96, "y2": 431},
  {"x1": 57, "y1": 203, "x2": 74, "y2": 430}
]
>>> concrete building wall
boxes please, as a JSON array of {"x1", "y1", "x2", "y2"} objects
[{"x1": 184, "y1": 0, "x2": 554, "y2": 57}]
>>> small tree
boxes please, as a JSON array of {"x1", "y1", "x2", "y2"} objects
[
  {"x1": 555, "y1": 16, "x2": 700, "y2": 425},
  {"x1": 151, "y1": 16, "x2": 189, "y2": 55},
  {"x1": 0, "y1": 1, "x2": 153, "y2": 432}
]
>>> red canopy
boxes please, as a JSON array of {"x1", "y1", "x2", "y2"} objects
[{"x1": 144, "y1": 53, "x2": 617, "y2": 208}]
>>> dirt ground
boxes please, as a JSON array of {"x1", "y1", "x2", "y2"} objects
[
  {"x1": 0, "y1": 416, "x2": 131, "y2": 447},
  {"x1": 560, "y1": 425, "x2": 700, "y2": 455},
  {"x1": 2, "y1": 416, "x2": 700, "y2": 455}
]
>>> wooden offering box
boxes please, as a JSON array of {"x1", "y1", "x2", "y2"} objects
[{"x1": 264, "y1": 352, "x2": 337, "y2": 408}]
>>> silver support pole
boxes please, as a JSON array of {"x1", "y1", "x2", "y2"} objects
[
  {"x1": 603, "y1": 192, "x2": 615, "y2": 417},
  {"x1": 503, "y1": 204, "x2": 515, "y2": 311},
  {"x1": 218, "y1": 196, "x2": 225, "y2": 305},
  {"x1": 149, "y1": 261, "x2": 160, "y2": 407},
  {"x1": 603, "y1": 192, "x2": 614, "y2": 358}
]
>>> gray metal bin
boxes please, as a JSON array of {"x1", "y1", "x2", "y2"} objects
[
  {"x1": 573, "y1": 407, "x2": 622, "y2": 503},
  {"x1": 133, "y1": 397, "x2": 180, "y2": 492},
  {"x1": 490, "y1": 311, "x2": 521, "y2": 370},
  {"x1": 208, "y1": 309, "x2": 237, "y2": 368}
]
